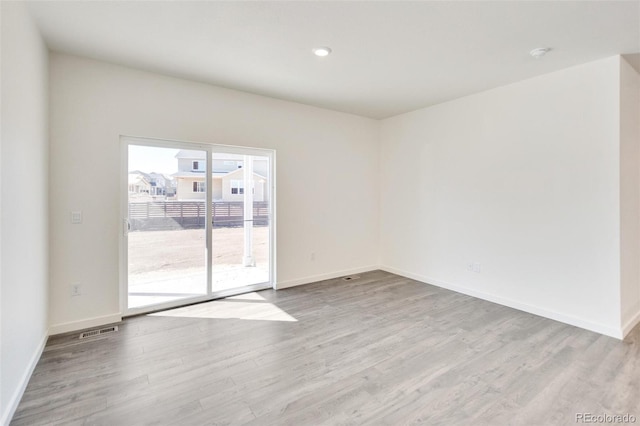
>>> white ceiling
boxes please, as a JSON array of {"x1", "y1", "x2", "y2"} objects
[{"x1": 26, "y1": 1, "x2": 640, "y2": 119}]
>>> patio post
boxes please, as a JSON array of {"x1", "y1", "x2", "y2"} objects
[{"x1": 243, "y1": 155, "x2": 255, "y2": 267}]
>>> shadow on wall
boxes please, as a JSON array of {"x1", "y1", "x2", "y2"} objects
[{"x1": 623, "y1": 53, "x2": 640, "y2": 74}]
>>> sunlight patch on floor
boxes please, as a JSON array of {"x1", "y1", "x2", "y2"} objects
[
  {"x1": 128, "y1": 265, "x2": 269, "y2": 309},
  {"x1": 149, "y1": 292, "x2": 297, "y2": 322}
]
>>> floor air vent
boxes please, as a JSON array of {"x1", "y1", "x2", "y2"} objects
[
  {"x1": 79, "y1": 325, "x2": 118, "y2": 339},
  {"x1": 342, "y1": 275, "x2": 361, "y2": 281}
]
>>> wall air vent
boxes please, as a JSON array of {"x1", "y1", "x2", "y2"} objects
[{"x1": 79, "y1": 325, "x2": 119, "y2": 339}]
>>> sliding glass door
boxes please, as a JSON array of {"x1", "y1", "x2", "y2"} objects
[
  {"x1": 211, "y1": 153, "x2": 271, "y2": 292},
  {"x1": 126, "y1": 145, "x2": 208, "y2": 309},
  {"x1": 122, "y1": 137, "x2": 274, "y2": 315}
]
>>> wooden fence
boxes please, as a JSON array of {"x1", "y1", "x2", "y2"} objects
[{"x1": 128, "y1": 201, "x2": 269, "y2": 231}]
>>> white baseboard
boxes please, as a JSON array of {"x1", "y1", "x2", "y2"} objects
[
  {"x1": 1, "y1": 329, "x2": 48, "y2": 426},
  {"x1": 379, "y1": 265, "x2": 624, "y2": 340},
  {"x1": 276, "y1": 265, "x2": 378, "y2": 290},
  {"x1": 49, "y1": 313, "x2": 122, "y2": 336},
  {"x1": 622, "y1": 307, "x2": 640, "y2": 339}
]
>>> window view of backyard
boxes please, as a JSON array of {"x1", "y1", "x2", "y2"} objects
[{"x1": 127, "y1": 145, "x2": 270, "y2": 309}]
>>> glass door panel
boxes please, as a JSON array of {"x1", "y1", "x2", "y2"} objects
[
  {"x1": 211, "y1": 153, "x2": 271, "y2": 291},
  {"x1": 127, "y1": 145, "x2": 208, "y2": 309}
]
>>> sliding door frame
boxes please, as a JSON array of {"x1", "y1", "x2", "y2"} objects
[{"x1": 119, "y1": 135, "x2": 276, "y2": 316}]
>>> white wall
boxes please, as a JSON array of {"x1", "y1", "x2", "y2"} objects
[
  {"x1": 0, "y1": 2, "x2": 50, "y2": 424},
  {"x1": 380, "y1": 57, "x2": 624, "y2": 337},
  {"x1": 49, "y1": 53, "x2": 379, "y2": 332},
  {"x1": 620, "y1": 56, "x2": 640, "y2": 334}
]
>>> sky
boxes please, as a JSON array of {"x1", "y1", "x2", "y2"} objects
[{"x1": 128, "y1": 145, "x2": 180, "y2": 174}]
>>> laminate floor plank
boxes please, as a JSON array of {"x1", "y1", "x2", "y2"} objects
[{"x1": 11, "y1": 270, "x2": 640, "y2": 425}]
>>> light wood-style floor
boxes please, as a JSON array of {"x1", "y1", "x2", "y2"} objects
[{"x1": 12, "y1": 270, "x2": 640, "y2": 425}]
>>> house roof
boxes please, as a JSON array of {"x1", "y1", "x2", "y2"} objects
[
  {"x1": 176, "y1": 150, "x2": 253, "y2": 160},
  {"x1": 175, "y1": 150, "x2": 268, "y2": 162},
  {"x1": 173, "y1": 170, "x2": 265, "y2": 180},
  {"x1": 175, "y1": 150, "x2": 205, "y2": 159},
  {"x1": 128, "y1": 174, "x2": 149, "y2": 185},
  {"x1": 129, "y1": 170, "x2": 150, "y2": 179},
  {"x1": 173, "y1": 171, "x2": 228, "y2": 178},
  {"x1": 222, "y1": 168, "x2": 266, "y2": 181},
  {"x1": 148, "y1": 172, "x2": 174, "y2": 181}
]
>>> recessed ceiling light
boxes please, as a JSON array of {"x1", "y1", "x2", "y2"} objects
[
  {"x1": 313, "y1": 47, "x2": 332, "y2": 57},
  {"x1": 529, "y1": 47, "x2": 551, "y2": 59}
]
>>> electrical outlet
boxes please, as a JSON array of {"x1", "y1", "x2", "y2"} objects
[
  {"x1": 71, "y1": 211, "x2": 82, "y2": 224},
  {"x1": 467, "y1": 263, "x2": 474, "y2": 272},
  {"x1": 310, "y1": 252, "x2": 316, "y2": 261},
  {"x1": 71, "y1": 284, "x2": 82, "y2": 297},
  {"x1": 473, "y1": 263, "x2": 481, "y2": 273}
]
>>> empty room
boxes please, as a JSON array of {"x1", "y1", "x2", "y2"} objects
[{"x1": 2, "y1": 1, "x2": 640, "y2": 425}]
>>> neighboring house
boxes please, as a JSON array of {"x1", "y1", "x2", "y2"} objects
[
  {"x1": 128, "y1": 171, "x2": 151, "y2": 195},
  {"x1": 173, "y1": 150, "x2": 268, "y2": 201},
  {"x1": 129, "y1": 170, "x2": 176, "y2": 198},
  {"x1": 148, "y1": 172, "x2": 176, "y2": 197}
]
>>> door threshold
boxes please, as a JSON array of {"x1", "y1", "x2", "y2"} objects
[{"x1": 124, "y1": 282, "x2": 273, "y2": 318}]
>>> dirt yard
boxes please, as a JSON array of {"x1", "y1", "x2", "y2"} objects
[{"x1": 128, "y1": 227, "x2": 269, "y2": 275}]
